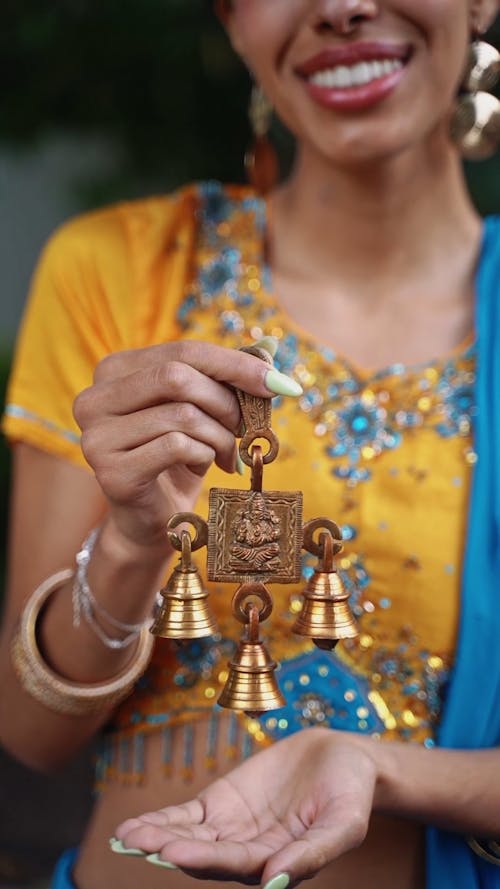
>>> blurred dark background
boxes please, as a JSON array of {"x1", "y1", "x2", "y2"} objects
[{"x1": 0, "y1": 3, "x2": 499, "y2": 886}]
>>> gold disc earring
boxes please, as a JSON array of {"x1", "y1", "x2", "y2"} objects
[{"x1": 452, "y1": 39, "x2": 500, "y2": 160}]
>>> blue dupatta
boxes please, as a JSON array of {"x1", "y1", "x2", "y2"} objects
[{"x1": 426, "y1": 216, "x2": 500, "y2": 888}]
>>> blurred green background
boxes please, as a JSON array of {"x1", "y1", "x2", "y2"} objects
[{"x1": 0, "y1": 2, "x2": 500, "y2": 885}]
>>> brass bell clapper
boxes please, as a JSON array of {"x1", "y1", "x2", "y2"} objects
[{"x1": 151, "y1": 344, "x2": 359, "y2": 716}]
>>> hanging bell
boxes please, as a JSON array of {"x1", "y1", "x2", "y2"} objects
[
  {"x1": 151, "y1": 529, "x2": 218, "y2": 640},
  {"x1": 293, "y1": 527, "x2": 358, "y2": 652},
  {"x1": 218, "y1": 591, "x2": 285, "y2": 716}
]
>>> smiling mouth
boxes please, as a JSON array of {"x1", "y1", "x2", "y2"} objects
[{"x1": 307, "y1": 58, "x2": 404, "y2": 90}]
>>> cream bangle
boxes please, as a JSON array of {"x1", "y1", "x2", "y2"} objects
[{"x1": 11, "y1": 569, "x2": 154, "y2": 717}]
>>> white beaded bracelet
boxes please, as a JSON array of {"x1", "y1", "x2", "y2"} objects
[{"x1": 73, "y1": 528, "x2": 151, "y2": 650}]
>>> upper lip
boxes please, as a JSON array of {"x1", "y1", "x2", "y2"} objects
[{"x1": 295, "y1": 42, "x2": 412, "y2": 76}]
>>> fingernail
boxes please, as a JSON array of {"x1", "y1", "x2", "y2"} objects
[
  {"x1": 252, "y1": 336, "x2": 279, "y2": 358},
  {"x1": 236, "y1": 453, "x2": 245, "y2": 476},
  {"x1": 263, "y1": 874, "x2": 290, "y2": 889},
  {"x1": 110, "y1": 839, "x2": 146, "y2": 857},
  {"x1": 146, "y1": 853, "x2": 178, "y2": 869},
  {"x1": 265, "y1": 369, "x2": 303, "y2": 398}
]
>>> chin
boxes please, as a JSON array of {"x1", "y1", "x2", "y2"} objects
[{"x1": 309, "y1": 121, "x2": 434, "y2": 170}]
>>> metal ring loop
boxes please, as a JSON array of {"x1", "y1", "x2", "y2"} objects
[
  {"x1": 251, "y1": 445, "x2": 264, "y2": 492},
  {"x1": 319, "y1": 530, "x2": 335, "y2": 571},
  {"x1": 180, "y1": 529, "x2": 194, "y2": 570},
  {"x1": 239, "y1": 345, "x2": 275, "y2": 366},
  {"x1": 232, "y1": 582, "x2": 273, "y2": 624},
  {"x1": 166, "y1": 513, "x2": 208, "y2": 552},
  {"x1": 239, "y1": 429, "x2": 279, "y2": 467},
  {"x1": 247, "y1": 603, "x2": 260, "y2": 643},
  {"x1": 302, "y1": 518, "x2": 343, "y2": 557}
]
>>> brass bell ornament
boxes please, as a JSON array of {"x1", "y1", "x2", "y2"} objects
[
  {"x1": 151, "y1": 518, "x2": 218, "y2": 640},
  {"x1": 152, "y1": 344, "x2": 358, "y2": 715},
  {"x1": 292, "y1": 520, "x2": 358, "y2": 652},
  {"x1": 218, "y1": 584, "x2": 285, "y2": 715}
]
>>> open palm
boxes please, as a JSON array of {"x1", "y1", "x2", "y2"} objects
[{"x1": 115, "y1": 728, "x2": 378, "y2": 886}]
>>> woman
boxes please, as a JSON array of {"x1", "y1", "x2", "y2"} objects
[{"x1": 1, "y1": 1, "x2": 500, "y2": 889}]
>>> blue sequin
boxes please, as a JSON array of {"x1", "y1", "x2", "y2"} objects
[
  {"x1": 198, "y1": 180, "x2": 234, "y2": 225},
  {"x1": 199, "y1": 249, "x2": 241, "y2": 298},
  {"x1": 255, "y1": 651, "x2": 385, "y2": 739},
  {"x1": 177, "y1": 294, "x2": 197, "y2": 326}
]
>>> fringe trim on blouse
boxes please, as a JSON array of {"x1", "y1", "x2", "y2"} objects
[{"x1": 94, "y1": 712, "x2": 265, "y2": 789}]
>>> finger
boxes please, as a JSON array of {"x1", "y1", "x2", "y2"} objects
[
  {"x1": 89, "y1": 433, "x2": 216, "y2": 502},
  {"x1": 151, "y1": 835, "x2": 273, "y2": 884},
  {"x1": 116, "y1": 821, "x2": 218, "y2": 855},
  {"x1": 95, "y1": 337, "x2": 279, "y2": 383},
  {"x1": 116, "y1": 799, "x2": 204, "y2": 838},
  {"x1": 77, "y1": 362, "x2": 241, "y2": 435},
  {"x1": 260, "y1": 801, "x2": 369, "y2": 888},
  {"x1": 251, "y1": 336, "x2": 279, "y2": 359},
  {"x1": 82, "y1": 403, "x2": 238, "y2": 473},
  {"x1": 92, "y1": 340, "x2": 301, "y2": 399}
]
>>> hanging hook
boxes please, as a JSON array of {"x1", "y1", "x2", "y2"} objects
[
  {"x1": 166, "y1": 512, "x2": 209, "y2": 552},
  {"x1": 302, "y1": 517, "x2": 343, "y2": 558}
]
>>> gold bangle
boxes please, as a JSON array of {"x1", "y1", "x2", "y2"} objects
[
  {"x1": 467, "y1": 837, "x2": 500, "y2": 865},
  {"x1": 11, "y1": 569, "x2": 154, "y2": 717}
]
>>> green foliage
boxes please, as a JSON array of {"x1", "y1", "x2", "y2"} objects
[
  {"x1": 1, "y1": 2, "x2": 500, "y2": 209},
  {"x1": 1, "y1": 0, "x2": 251, "y2": 203}
]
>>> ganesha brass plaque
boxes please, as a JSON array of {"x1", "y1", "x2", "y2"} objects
[{"x1": 207, "y1": 489, "x2": 303, "y2": 584}]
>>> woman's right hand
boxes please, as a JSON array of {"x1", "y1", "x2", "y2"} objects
[{"x1": 73, "y1": 339, "x2": 301, "y2": 549}]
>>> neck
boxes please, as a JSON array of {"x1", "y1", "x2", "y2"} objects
[{"x1": 270, "y1": 133, "x2": 481, "y2": 291}]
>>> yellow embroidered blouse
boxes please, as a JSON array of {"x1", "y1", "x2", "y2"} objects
[{"x1": 3, "y1": 182, "x2": 475, "y2": 779}]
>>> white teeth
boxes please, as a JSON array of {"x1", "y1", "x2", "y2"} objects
[{"x1": 309, "y1": 58, "x2": 403, "y2": 89}]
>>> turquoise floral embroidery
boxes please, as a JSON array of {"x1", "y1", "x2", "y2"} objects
[
  {"x1": 178, "y1": 182, "x2": 476, "y2": 488},
  {"x1": 199, "y1": 248, "x2": 241, "y2": 299}
]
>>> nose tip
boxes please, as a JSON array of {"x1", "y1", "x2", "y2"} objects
[{"x1": 312, "y1": 0, "x2": 378, "y2": 36}]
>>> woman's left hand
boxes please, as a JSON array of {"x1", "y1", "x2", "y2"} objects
[{"x1": 114, "y1": 727, "x2": 377, "y2": 886}]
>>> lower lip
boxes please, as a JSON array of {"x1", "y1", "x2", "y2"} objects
[{"x1": 303, "y1": 65, "x2": 406, "y2": 112}]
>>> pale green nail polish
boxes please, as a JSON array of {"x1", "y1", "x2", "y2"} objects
[
  {"x1": 110, "y1": 839, "x2": 145, "y2": 857},
  {"x1": 263, "y1": 873, "x2": 290, "y2": 889},
  {"x1": 252, "y1": 336, "x2": 279, "y2": 358},
  {"x1": 265, "y1": 369, "x2": 303, "y2": 397},
  {"x1": 236, "y1": 453, "x2": 245, "y2": 476},
  {"x1": 146, "y1": 853, "x2": 178, "y2": 869}
]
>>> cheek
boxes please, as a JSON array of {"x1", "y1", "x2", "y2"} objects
[
  {"x1": 400, "y1": 0, "x2": 468, "y2": 31},
  {"x1": 229, "y1": 0, "x2": 299, "y2": 74},
  {"x1": 396, "y1": 0, "x2": 469, "y2": 57},
  {"x1": 401, "y1": 0, "x2": 470, "y2": 104}
]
